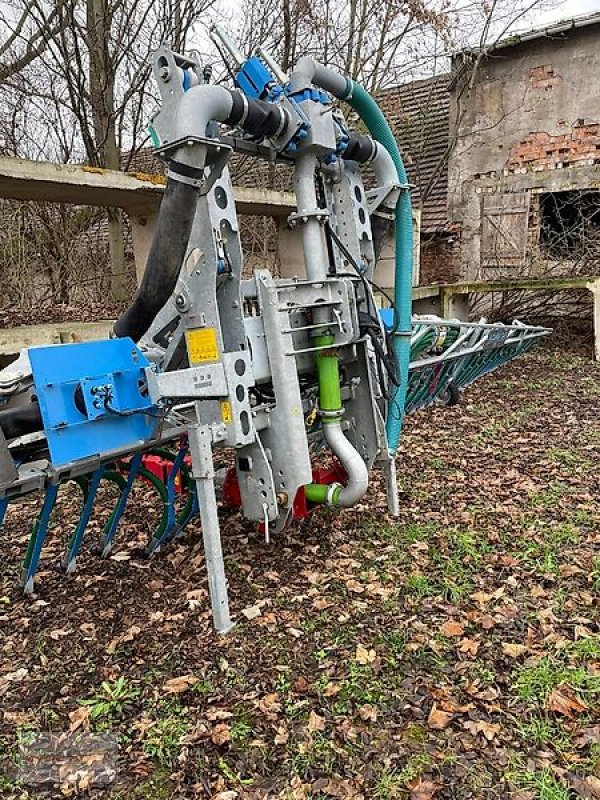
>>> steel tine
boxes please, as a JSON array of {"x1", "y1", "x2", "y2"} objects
[
  {"x1": 64, "y1": 467, "x2": 104, "y2": 574},
  {"x1": 22, "y1": 482, "x2": 60, "y2": 594},
  {"x1": 145, "y1": 448, "x2": 186, "y2": 556},
  {"x1": 100, "y1": 453, "x2": 142, "y2": 557}
]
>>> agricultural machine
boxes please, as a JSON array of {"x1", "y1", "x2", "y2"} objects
[{"x1": 0, "y1": 30, "x2": 549, "y2": 632}]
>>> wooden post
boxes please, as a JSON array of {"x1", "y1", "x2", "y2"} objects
[{"x1": 589, "y1": 279, "x2": 600, "y2": 362}]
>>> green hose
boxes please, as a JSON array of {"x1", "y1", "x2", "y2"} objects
[{"x1": 338, "y1": 79, "x2": 413, "y2": 455}]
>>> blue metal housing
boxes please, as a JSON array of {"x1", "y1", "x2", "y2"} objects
[
  {"x1": 235, "y1": 56, "x2": 276, "y2": 100},
  {"x1": 29, "y1": 338, "x2": 159, "y2": 468}
]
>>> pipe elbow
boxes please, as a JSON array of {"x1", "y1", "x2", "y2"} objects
[
  {"x1": 289, "y1": 58, "x2": 349, "y2": 99},
  {"x1": 371, "y1": 143, "x2": 400, "y2": 190},
  {"x1": 323, "y1": 422, "x2": 369, "y2": 508},
  {"x1": 174, "y1": 84, "x2": 235, "y2": 142}
]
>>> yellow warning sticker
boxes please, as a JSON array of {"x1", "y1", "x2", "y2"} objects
[
  {"x1": 186, "y1": 327, "x2": 219, "y2": 364},
  {"x1": 220, "y1": 400, "x2": 233, "y2": 424}
]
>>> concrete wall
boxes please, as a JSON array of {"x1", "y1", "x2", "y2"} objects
[{"x1": 448, "y1": 22, "x2": 600, "y2": 280}]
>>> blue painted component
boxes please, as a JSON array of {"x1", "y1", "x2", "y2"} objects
[
  {"x1": 287, "y1": 87, "x2": 330, "y2": 105},
  {"x1": 29, "y1": 338, "x2": 158, "y2": 469},
  {"x1": 100, "y1": 452, "x2": 143, "y2": 557},
  {"x1": 0, "y1": 497, "x2": 8, "y2": 530},
  {"x1": 235, "y1": 56, "x2": 276, "y2": 100},
  {"x1": 22, "y1": 482, "x2": 59, "y2": 593},
  {"x1": 379, "y1": 308, "x2": 395, "y2": 332},
  {"x1": 64, "y1": 467, "x2": 103, "y2": 573},
  {"x1": 182, "y1": 68, "x2": 191, "y2": 91},
  {"x1": 146, "y1": 446, "x2": 188, "y2": 556}
]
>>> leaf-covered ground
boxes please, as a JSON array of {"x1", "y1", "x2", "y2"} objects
[{"x1": 0, "y1": 334, "x2": 599, "y2": 800}]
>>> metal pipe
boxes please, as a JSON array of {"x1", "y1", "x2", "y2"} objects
[
  {"x1": 294, "y1": 153, "x2": 329, "y2": 282},
  {"x1": 288, "y1": 56, "x2": 349, "y2": 97},
  {"x1": 322, "y1": 421, "x2": 368, "y2": 508},
  {"x1": 305, "y1": 335, "x2": 368, "y2": 508}
]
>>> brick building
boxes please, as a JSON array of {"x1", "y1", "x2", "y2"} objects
[{"x1": 448, "y1": 11, "x2": 600, "y2": 283}]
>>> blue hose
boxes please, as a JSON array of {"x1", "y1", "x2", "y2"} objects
[{"x1": 336, "y1": 79, "x2": 413, "y2": 454}]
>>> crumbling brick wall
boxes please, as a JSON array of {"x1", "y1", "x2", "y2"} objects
[{"x1": 448, "y1": 18, "x2": 600, "y2": 283}]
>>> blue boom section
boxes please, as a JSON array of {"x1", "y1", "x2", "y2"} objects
[{"x1": 29, "y1": 338, "x2": 158, "y2": 468}]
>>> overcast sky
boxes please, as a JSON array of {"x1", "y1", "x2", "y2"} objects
[{"x1": 542, "y1": 0, "x2": 600, "y2": 23}]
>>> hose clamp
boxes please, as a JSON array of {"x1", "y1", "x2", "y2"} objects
[
  {"x1": 238, "y1": 93, "x2": 249, "y2": 127},
  {"x1": 273, "y1": 107, "x2": 288, "y2": 138},
  {"x1": 326, "y1": 482, "x2": 342, "y2": 507},
  {"x1": 318, "y1": 407, "x2": 345, "y2": 419}
]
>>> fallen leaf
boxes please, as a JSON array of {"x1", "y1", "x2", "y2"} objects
[
  {"x1": 427, "y1": 703, "x2": 454, "y2": 730},
  {"x1": 464, "y1": 720, "x2": 501, "y2": 741},
  {"x1": 274, "y1": 724, "x2": 289, "y2": 745},
  {"x1": 358, "y1": 704, "x2": 378, "y2": 722},
  {"x1": 585, "y1": 776, "x2": 600, "y2": 798},
  {"x1": 241, "y1": 604, "x2": 261, "y2": 620},
  {"x1": 68, "y1": 706, "x2": 90, "y2": 732},
  {"x1": 547, "y1": 685, "x2": 588, "y2": 717},
  {"x1": 411, "y1": 780, "x2": 441, "y2": 800},
  {"x1": 307, "y1": 710, "x2": 326, "y2": 732},
  {"x1": 257, "y1": 693, "x2": 281, "y2": 715},
  {"x1": 355, "y1": 644, "x2": 376, "y2": 665},
  {"x1": 502, "y1": 642, "x2": 528, "y2": 658},
  {"x1": 458, "y1": 637, "x2": 480, "y2": 656},
  {"x1": 346, "y1": 579, "x2": 364, "y2": 594},
  {"x1": 440, "y1": 620, "x2": 464, "y2": 638},
  {"x1": 49, "y1": 627, "x2": 71, "y2": 640},
  {"x1": 211, "y1": 722, "x2": 231, "y2": 746},
  {"x1": 163, "y1": 674, "x2": 198, "y2": 694}
]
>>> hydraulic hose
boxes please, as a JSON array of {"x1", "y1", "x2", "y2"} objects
[
  {"x1": 113, "y1": 175, "x2": 197, "y2": 342},
  {"x1": 341, "y1": 81, "x2": 412, "y2": 455}
]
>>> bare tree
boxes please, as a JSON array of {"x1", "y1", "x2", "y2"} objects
[
  {"x1": 0, "y1": 1, "x2": 69, "y2": 83},
  {"x1": 1, "y1": 0, "x2": 215, "y2": 301}
]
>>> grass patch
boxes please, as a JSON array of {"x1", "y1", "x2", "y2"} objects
[
  {"x1": 508, "y1": 765, "x2": 570, "y2": 800},
  {"x1": 515, "y1": 715, "x2": 573, "y2": 752},
  {"x1": 512, "y1": 656, "x2": 600, "y2": 703},
  {"x1": 142, "y1": 715, "x2": 190, "y2": 767},
  {"x1": 373, "y1": 753, "x2": 433, "y2": 798}
]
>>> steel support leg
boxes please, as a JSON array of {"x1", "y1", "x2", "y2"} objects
[
  {"x1": 188, "y1": 424, "x2": 233, "y2": 634},
  {"x1": 383, "y1": 455, "x2": 400, "y2": 517}
]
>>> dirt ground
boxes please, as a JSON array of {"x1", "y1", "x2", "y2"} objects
[{"x1": 0, "y1": 332, "x2": 598, "y2": 800}]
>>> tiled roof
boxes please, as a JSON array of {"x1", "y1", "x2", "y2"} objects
[{"x1": 377, "y1": 74, "x2": 451, "y2": 233}]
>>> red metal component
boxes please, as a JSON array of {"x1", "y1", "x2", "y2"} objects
[
  {"x1": 141, "y1": 454, "x2": 185, "y2": 494},
  {"x1": 221, "y1": 467, "x2": 242, "y2": 508},
  {"x1": 220, "y1": 462, "x2": 348, "y2": 530}
]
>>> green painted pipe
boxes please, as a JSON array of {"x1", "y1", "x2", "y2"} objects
[
  {"x1": 304, "y1": 334, "x2": 343, "y2": 506},
  {"x1": 313, "y1": 334, "x2": 342, "y2": 419}
]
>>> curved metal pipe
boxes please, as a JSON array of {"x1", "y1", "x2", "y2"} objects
[
  {"x1": 174, "y1": 84, "x2": 234, "y2": 157},
  {"x1": 289, "y1": 56, "x2": 349, "y2": 97},
  {"x1": 323, "y1": 422, "x2": 369, "y2": 507}
]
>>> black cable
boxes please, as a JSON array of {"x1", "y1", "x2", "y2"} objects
[{"x1": 325, "y1": 222, "x2": 400, "y2": 391}]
